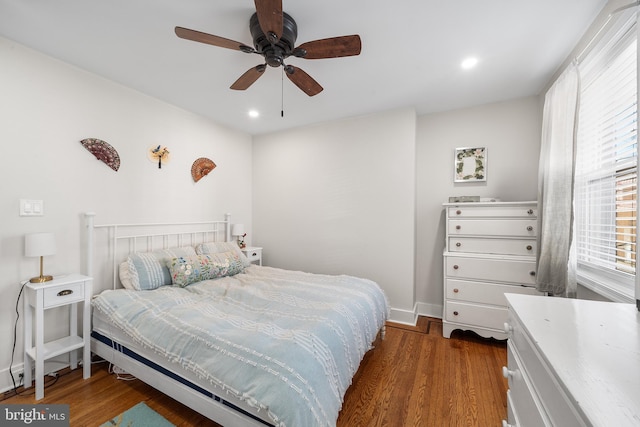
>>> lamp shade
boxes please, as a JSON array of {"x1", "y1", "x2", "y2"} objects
[
  {"x1": 25, "y1": 232, "x2": 57, "y2": 257},
  {"x1": 231, "y1": 224, "x2": 245, "y2": 237}
]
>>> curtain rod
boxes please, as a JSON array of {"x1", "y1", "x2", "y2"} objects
[{"x1": 575, "y1": 0, "x2": 639, "y2": 63}]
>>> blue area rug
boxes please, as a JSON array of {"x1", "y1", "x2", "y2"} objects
[{"x1": 99, "y1": 402, "x2": 175, "y2": 427}]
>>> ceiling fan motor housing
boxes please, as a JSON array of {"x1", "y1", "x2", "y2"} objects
[{"x1": 250, "y1": 12, "x2": 298, "y2": 67}]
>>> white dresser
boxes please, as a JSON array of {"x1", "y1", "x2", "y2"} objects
[
  {"x1": 442, "y1": 201, "x2": 542, "y2": 339},
  {"x1": 504, "y1": 293, "x2": 640, "y2": 427}
]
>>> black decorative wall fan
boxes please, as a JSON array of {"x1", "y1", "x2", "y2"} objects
[{"x1": 175, "y1": 0, "x2": 361, "y2": 96}]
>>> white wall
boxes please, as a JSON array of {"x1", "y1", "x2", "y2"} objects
[
  {"x1": 415, "y1": 97, "x2": 542, "y2": 316},
  {"x1": 0, "y1": 37, "x2": 252, "y2": 391},
  {"x1": 252, "y1": 108, "x2": 417, "y2": 323}
]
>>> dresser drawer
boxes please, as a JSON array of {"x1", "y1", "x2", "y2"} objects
[
  {"x1": 448, "y1": 205, "x2": 537, "y2": 218},
  {"x1": 449, "y1": 219, "x2": 536, "y2": 237},
  {"x1": 42, "y1": 281, "x2": 85, "y2": 308},
  {"x1": 508, "y1": 313, "x2": 586, "y2": 426},
  {"x1": 506, "y1": 341, "x2": 551, "y2": 427},
  {"x1": 446, "y1": 279, "x2": 541, "y2": 306},
  {"x1": 445, "y1": 256, "x2": 537, "y2": 285},
  {"x1": 444, "y1": 301, "x2": 507, "y2": 330},
  {"x1": 448, "y1": 236, "x2": 536, "y2": 256}
]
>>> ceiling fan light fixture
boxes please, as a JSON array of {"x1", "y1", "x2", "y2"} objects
[
  {"x1": 248, "y1": 110, "x2": 260, "y2": 118},
  {"x1": 175, "y1": 3, "x2": 361, "y2": 96}
]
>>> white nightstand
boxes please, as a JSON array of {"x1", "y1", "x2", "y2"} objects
[
  {"x1": 23, "y1": 274, "x2": 92, "y2": 400},
  {"x1": 241, "y1": 246, "x2": 263, "y2": 265}
]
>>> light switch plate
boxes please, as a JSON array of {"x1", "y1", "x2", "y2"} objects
[{"x1": 20, "y1": 199, "x2": 44, "y2": 216}]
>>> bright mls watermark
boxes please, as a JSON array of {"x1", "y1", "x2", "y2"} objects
[{"x1": 0, "y1": 405, "x2": 69, "y2": 426}]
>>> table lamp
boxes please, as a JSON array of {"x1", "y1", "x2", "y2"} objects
[
  {"x1": 231, "y1": 224, "x2": 246, "y2": 248},
  {"x1": 25, "y1": 232, "x2": 56, "y2": 283}
]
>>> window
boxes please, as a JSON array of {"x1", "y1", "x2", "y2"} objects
[{"x1": 574, "y1": 13, "x2": 637, "y2": 302}]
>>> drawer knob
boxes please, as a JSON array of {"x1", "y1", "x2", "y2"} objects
[
  {"x1": 526, "y1": 245, "x2": 533, "y2": 251},
  {"x1": 453, "y1": 288, "x2": 459, "y2": 293},
  {"x1": 502, "y1": 366, "x2": 516, "y2": 379},
  {"x1": 455, "y1": 225, "x2": 461, "y2": 230},
  {"x1": 453, "y1": 265, "x2": 459, "y2": 270},
  {"x1": 252, "y1": 252, "x2": 257, "y2": 256},
  {"x1": 527, "y1": 225, "x2": 533, "y2": 231},
  {"x1": 456, "y1": 210, "x2": 462, "y2": 215},
  {"x1": 529, "y1": 271, "x2": 536, "y2": 276},
  {"x1": 455, "y1": 242, "x2": 461, "y2": 247},
  {"x1": 503, "y1": 322, "x2": 513, "y2": 334},
  {"x1": 57, "y1": 289, "x2": 73, "y2": 297},
  {"x1": 527, "y1": 209, "x2": 534, "y2": 215},
  {"x1": 453, "y1": 311, "x2": 459, "y2": 316}
]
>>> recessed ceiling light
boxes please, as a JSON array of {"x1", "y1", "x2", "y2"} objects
[
  {"x1": 461, "y1": 57, "x2": 479, "y2": 70},
  {"x1": 248, "y1": 110, "x2": 260, "y2": 118}
]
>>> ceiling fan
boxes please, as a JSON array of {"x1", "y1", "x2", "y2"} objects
[{"x1": 175, "y1": 0, "x2": 361, "y2": 96}]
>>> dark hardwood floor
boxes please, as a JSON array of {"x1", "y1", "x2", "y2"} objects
[{"x1": 1, "y1": 317, "x2": 507, "y2": 426}]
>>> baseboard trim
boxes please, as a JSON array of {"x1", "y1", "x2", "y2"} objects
[
  {"x1": 388, "y1": 305, "x2": 418, "y2": 326},
  {"x1": 416, "y1": 301, "x2": 443, "y2": 319},
  {"x1": 0, "y1": 364, "x2": 23, "y2": 395}
]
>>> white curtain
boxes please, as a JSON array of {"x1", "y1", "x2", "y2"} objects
[{"x1": 536, "y1": 64, "x2": 579, "y2": 297}]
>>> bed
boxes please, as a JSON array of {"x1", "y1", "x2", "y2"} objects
[{"x1": 85, "y1": 213, "x2": 388, "y2": 427}]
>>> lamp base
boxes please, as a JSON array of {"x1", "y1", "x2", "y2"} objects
[{"x1": 30, "y1": 275, "x2": 53, "y2": 283}]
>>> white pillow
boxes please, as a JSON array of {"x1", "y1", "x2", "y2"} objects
[
  {"x1": 195, "y1": 241, "x2": 251, "y2": 269},
  {"x1": 118, "y1": 261, "x2": 135, "y2": 290}
]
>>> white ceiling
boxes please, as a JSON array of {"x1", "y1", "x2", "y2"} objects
[{"x1": 0, "y1": 0, "x2": 606, "y2": 135}]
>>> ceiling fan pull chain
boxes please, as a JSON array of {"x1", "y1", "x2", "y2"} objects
[{"x1": 281, "y1": 67, "x2": 285, "y2": 118}]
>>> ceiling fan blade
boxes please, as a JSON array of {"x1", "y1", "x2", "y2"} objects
[
  {"x1": 230, "y1": 64, "x2": 267, "y2": 90},
  {"x1": 295, "y1": 35, "x2": 362, "y2": 59},
  {"x1": 284, "y1": 65, "x2": 323, "y2": 96},
  {"x1": 254, "y1": 0, "x2": 283, "y2": 41},
  {"x1": 175, "y1": 27, "x2": 253, "y2": 52}
]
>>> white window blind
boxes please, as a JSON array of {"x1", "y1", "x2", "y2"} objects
[{"x1": 574, "y1": 12, "x2": 637, "y2": 302}]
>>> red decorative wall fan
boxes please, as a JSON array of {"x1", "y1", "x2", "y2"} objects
[
  {"x1": 80, "y1": 138, "x2": 120, "y2": 172},
  {"x1": 175, "y1": 0, "x2": 361, "y2": 96}
]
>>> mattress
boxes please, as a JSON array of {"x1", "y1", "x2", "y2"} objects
[{"x1": 91, "y1": 265, "x2": 389, "y2": 427}]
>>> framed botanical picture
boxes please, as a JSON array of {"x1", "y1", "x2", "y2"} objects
[{"x1": 454, "y1": 147, "x2": 487, "y2": 182}]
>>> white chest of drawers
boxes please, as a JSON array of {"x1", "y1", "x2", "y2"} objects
[
  {"x1": 504, "y1": 293, "x2": 640, "y2": 427},
  {"x1": 442, "y1": 201, "x2": 543, "y2": 339}
]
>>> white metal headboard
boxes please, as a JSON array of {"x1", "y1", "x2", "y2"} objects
[{"x1": 85, "y1": 212, "x2": 231, "y2": 292}]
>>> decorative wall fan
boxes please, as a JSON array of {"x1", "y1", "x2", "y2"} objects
[
  {"x1": 80, "y1": 138, "x2": 120, "y2": 171},
  {"x1": 175, "y1": 0, "x2": 361, "y2": 96},
  {"x1": 148, "y1": 145, "x2": 170, "y2": 169},
  {"x1": 191, "y1": 157, "x2": 216, "y2": 182}
]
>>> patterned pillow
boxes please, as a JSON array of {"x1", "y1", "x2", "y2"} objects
[
  {"x1": 166, "y1": 251, "x2": 246, "y2": 287},
  {"x1": 195, "y1": 241, "x2": 251, "y2": 268},
  {"x1": 126, "y1": 247, "x2": 197, "y2": 290}
]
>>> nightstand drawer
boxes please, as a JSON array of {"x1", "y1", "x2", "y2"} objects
[
  {"x1": 43, "y1": 281, "x2": 85, "y2": 308},
  {"x1": 244, "y1": 249, "x2": 261, "y2": 262}
]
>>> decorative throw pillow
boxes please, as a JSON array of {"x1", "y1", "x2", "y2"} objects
[
  {"x1": 195, "y1": 241, "x2": 251, "y2": 268},
  {"x1": 166, "y1": 251, "x2": 246, "y2": 287},
  {"x1": 126, "y1": 247, "x2": 197, "y2": 290},
  {"x1": 118, "y1": 261, "x2": 135, "y2": 290}
]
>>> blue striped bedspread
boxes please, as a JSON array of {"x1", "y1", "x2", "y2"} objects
[{"x1": 92, "y1": 265, "x2": 389, "y2": 427}]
